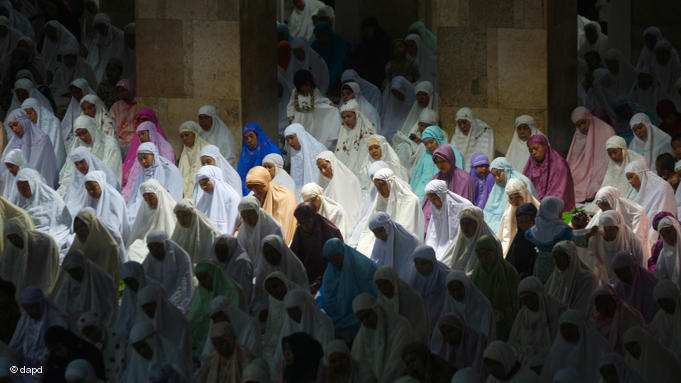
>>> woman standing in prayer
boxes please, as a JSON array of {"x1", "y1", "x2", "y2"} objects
[
  {"x1": 235, "y1": 196, "x2": 284, "y2": 267},
  {"x1": 126, "y1": 179, "x2": 177, "y2": 263},
  {"x1": 171, "y1": 199, "x2": 220, "y2": 264},
  {"x1": 193, "y1": 165, "x2": 241, "y2": 235},
  {"x1": 443, "y1": 270, "x2": 496, "y2": 340},
  {"x1": 280, "y1": 332, "x2": 325, "y2": 383},
  {"x1": 341, "y1": 69, "x2": 383, "y2": 113},
  {"x1": 177, "y1": 120, "x2": 208, "y2": 198},
  {"x1": 590, "y1": 285, "x2": 646, "y2": 354},
  {"x1": 384, "y1": 39, "x2": 420, "y2": 84},
  {"x1": 325, "y1": 339, "x2": 377, "y2": 383},
  {"x1": 10, "y1": 287, "x2": 68, "y2": 371},
  {"x1": 126, "y1": 142, "x2": 183, "y2": 225},
  {"x1": 523, "y1": 135, "x2": 576, "y2": 210},
  {"x1": 62, "y1": 115, "x2": 122, "y2": 181},
  {"x1": 2, "y1": 108, "x2": 58, "y2": 188},
  {"x1": 237, "y1": 123, "x2": 282, "y2": 195},
  {"x1": 8, "y1": 78, "x2": 53, "y2": 115},
  {"x1": 121, "y1": 108, "x2": 170, "y2": 188},
  {"x1": 611, "y1": 252, "x2": 659, "y2": 324},
  {"x1": 197, "y1": 105, "x2": 237, "y2": 167},
  {"x1": 360, "y1": 135, "x2": 408, "y2": 192},
  {"x1": 109, "y1": 79, "x2": 138, "y2": 148},
  {"x1": 405, "y1": 34, "x2": 438, "y2": 84},
  {"x1": 86, "y1": 13, "x2": 125, "y2": 83},
  {"x1": 208, "y1": 235, "x2": 254, "y2": 304},
  {"x1": 588, "y1": 186, "x2": 650, "y2": 254},
  {"x1": 199, "y1": 144, "x2": 242, "y2": 196},
  {"x1": 424, "y1": 179, "x2": 472, "y2": 259},
  {"x1": 79, "y1": 94, "x2": 115, "y2": 138},
  {"x1": 545, "y1": 241, "x2": 597, "y2": 311},
  {"x1": 410, "y1": 245, "x2": 451, "y2": 332},
  {"x1": 508, "y1": 277, "x2": 566, "y2": 369},
  {"x1": 505, "y1": 115, "x2": 543, "y2": 171},
  {"x1": 69, "y1": 209, "x2": 121, "y2": 281},
  {"x1": 188, "y1": 260, "x2": 246, "y2": 354},
  {"x1": 450, "y1": 107, "x2": 495, "y2": 167},
  {"x1": 471, "y1": 235, "x2": 519, "y2": 341},
  {"x1": 624, "y1": 160, "x2": 677, "y2": 222},
  {"x1": 0, "y1": 197, "x2": 34, "y2": 256},
  {"x1": 285, "y1": 123, "x2": 327, "y2": 196},
  {"x1": 481, "y1": 341, "x2": 538, "y2": 382},
  {"x1": 301, "y1": 182, "x2": 350, "y2": 238},
  {"x1": 381, "y1": 76, "x2": 415, "y2": 141},
  {"x1": 568, "y1": 106, "x2": 616, "y2": 202},
  {"x1": 430, "y1": 312, "x2": 486, "y2": 376},
  {"x1": 317, "y1": 238, "x2": 378, "y2": 339},
  {"x1": 335, "y1": 99, "x2": 376, "y2": 174},
  {"x1": 121, "y1": 121, "x2": 176, "y2": 201},
  {"x1": 505, "y1": 203, "x2": 539, "y2": 278},
  {"x1": 398, "y1": 81, "x2": 437, "y2": 139},
  {"x1": 120, "y1": 322, "x2": 188, "y2": 381},
  {"x1": 497, "y1": 178, "x2": 540, "y2": 256},
  {"x1": 657, "y1": 216, "x2": 681, "y2": 287},
  {"x1": 484, "y1": 157, "x2": 536, "y2": 233},
  {"x1": 469, "y1": 153, "x2": 495, "y2": 208},
  {"x1": 339, "y1": 81, "x2": 380, "y2": 130},
  {"x1": 288, "y1": 0, "x2": 325, "y2": 40},
  {"x1": 526, "y1": 197, "x2": 574, "y2": 282},
  {"x1": 356, "y1": 168, "x2": 424, "y2": 255},
  {"x1": 54, "y1": 250, "x2": 117, "y2": 328},
  {"x1": 423, "y1": 146, "x2": 474, "y2": 224},
  {"x1": 628, "y1": 112, "x2": 674, "y2": 165},
  {"x1": 0, "y1": 217, "x2": 59, "y2": 296},
  {"x1": 394, "y1": 108, "x2": 439, "y2": 169},
  {"x1": 262, "y1": 153, "x2": 296, "y2": 193},
  {"x1": 286, "y1": 69, "x2": 340, "y2": 148},
  {"x1": 261, "y1": 272, "x2": 302, "y2": 358},
  {"x1": 286, "y1": 38, "x2": 330, "y2": 94},
  {"x1": 602, "y1": 136, "x2": 645, "y2": 192},
  {"x1": 14, "y1": 168, "x2": 73, "y2": 256},
  {"x1": 316, "y1": 151, "x2": 363, "y2": 225},
  {"x1": 410, "y1": 127, "x2": 465, "y2": 203},
  {"x1": 76, "y1": 312, "x2": 127, "y2": 381},
  {"x1": 50, "y1": 45, "x2": 97, "y2": 111},
  {"x1": 2, "y1": 149, "x2": 25, "y2": 202},
  {"x1": 441, "y1": 206, "x2": 496, "y2": 274},
  {"x1": 650, "y1": 280, "x2": 681, "y2": 359},
  {"x1": 252, "y1": 235, "x2": 308, "y2": 310},
  {"x1": 290, "y1": 202, "x2": 342, "y2": 292},
  {"x1": 622, "y1": 326, "x2": 681, "y2": 383},
  {"x1": 311, "y1": 21, "x2": 348, "y2": 90},
  {"x1": 201, "y1": 295, "x2": 261, "y2": 360},
  {"x1": 194, "y1": 322, "x2": 253, "y2": 383},
  {"x1": 83, "y1": 170, "x2": 130, "y2": 251},
  {"x1": 115, "y1": 261, "x2": 162, "y2": 337},
  {"x1": 374, "y1": 266, "x2": 429, "y2": 343},
  {"x1": 245, "y1": 166, "x2": 298, "y2": 243},
  {"x1": 369, "y1": 212, "x2": 421, "y2": 281},
  {"x1": 21, "y1": 97, "x2": 66, "y2": 169}
]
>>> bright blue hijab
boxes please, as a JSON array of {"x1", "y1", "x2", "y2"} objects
[
  {"x1": 483, "y1": 157, "x2": 536, "y2": 232},
  {"x1": 316, "y1": 238, "x2": 378, "y2": 338},
  {"x1": 236, "y1": 123, "x2": 281, "y2": 195},
  {"x1": 410, "y1": 125, "x2": 464, "y2": 202}
]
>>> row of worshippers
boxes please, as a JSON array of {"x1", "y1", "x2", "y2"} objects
[
  {"x1": 1, "y1": 0, "x2": 137, "y2": 120},
  {"x1": 3, "y1": 186, "x2": 681, "y2": 382}
]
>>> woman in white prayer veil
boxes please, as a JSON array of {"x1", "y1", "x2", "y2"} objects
[
  {"x1": 60, "y1": 78, "x2": 95, "y2": 148},
  {"x1": 369, "y1": 212, "x2": 421, "y2": 281},
  {"x1": 424, "y1": 179, "x2": 472, "y2": 260},
  {"x1": 14, "y1": 168, "x2": 73, "y2": 256},
  {"x1": 405, "y1": 34, "x2": 438, "y2": 85},
  {"x1": 381, "y1": 76, "x2": 415, "y2": 142},
  {"x1": 349, "y1": 161, "x2": 390, "y2": 246},
  {"x1": 400, "y1": 82, "x2": 437, "y2": 140},
  {"x1": 21, "y1": 97, "x2": 66, "y2": 169},
  {"x1": 193, "y1": 165, "x2": 241, "y2": 235},
  {"x1": 325, "y1": 340, "x2": 377, "y2": 383},
  {"x1": 122, "y1": 319, "x2": 189, "y2": 382},
  {"x1": 261, "y1": 271, "x2": 302, "y2": 359},
  {"x1": 288, "y1": 0, "x2": 325, "y2": 41},
  {"x1": 197, "y1": 105, "x2": 238, "y2": 167},
  {"x1": 54, "y1": 250, "x2": 117, "y2": 328},
  {"x1": 262, "y1": 153, "x2": 296, "y2": 194},
  {"x1": 286, "y1": 38, "x2": 330, "y2": 94},
  {"x1": 86, "y1": 13, "x2": 125, "y2": 83},
  {"x1": 505, "y1": 115, "x2": 543, "y2": 171},
  {"x1": 359, "y1": 135, "x2": 408, "y2": 193},
  {"x1": 50, "y1": 44, "x2": 97, "y2": 111},
  {"x1": 83, "y1": 170, "x2": 130, "y2": 250},
  {"x1": 0, "y1": 217, "x2": 59, "y2": 297},
  {"x1": 142, "y1": 231, "x2": 195, "y2": 313},
  {"x1": 208, "y1": 235, "x2": 254, "y2": 303},
  {"x1": 301, "y1": 182, "x2": 350, "y2": 238},
  {"x1": 657, "y1": 216, "x2": 681, "y2": 288},
  {"x1": 341, "y1": 69, "x2": 382, "y2": 114},
  {"x1": 286, "y1": 69, "x2": 339, "y2": 147},
  {"x1": 578, "y1": 21, "x2": 609, "y2": 58},
  {"x1": 1, "y1": 149, "x2": 25, "y2": 201},
  {"x1": 126, "y1": 142, "x2": 183, "y2": 227},
  {"x1": 628, "y1": 112, "x2": 673, "y2": 166},
  {"x1": 394, "y1": 108, "x2": 439, "y2": 170},
  {"x1": 339, "y1": 81, "x2": 381, "y2": 130},
  {"x1": 600, "y1": 136, "x2": 646, "y2": 197},
  {"x1": 62, "y1": 115, "x2": 122, "y2": 181},
  {"x1": 450, "y1": 107, "x2": 495, "y2": 167},
  {"x1": 544, "y1": 241, "x2": 597, "y2": 312},
  {"x1": 622, "y1": 326, "x2": 681, "y2": 383},
  {"x1": 235, "y1": 196, "x2": 284, "y2": 267},
  {"x1": 41, "y1": 20, "x2": 78, "y2": 75},
  {"x1": 126, "y1": 179, "x2": 177, "y2": 263},
  {"x1": 625, "y1": 160, "x2": 677, "y2": 226},
  {"x1": 335, "y1": 99, "x2": 376, "y2": 174},
  {"x1": 79, "y1": 93, "x2": 116, "y2": 138},
  {"x1": 441, "y1": 206, "x2": 497, "y2": 274},
  {"x1": 374, "y1": 266, "x2": 430, "y2": 343},
  {"x1": 8, "y1": 78, "x2": 53, "y2": 115},
  {"x1": 587, "y1": 186, "x2": 650, "y2": 251},
  {"x1": 201, "y1": 295, "x2": 261, "y2": 361},
  {"x1": 199, "y1": 144, "x2": 242, "y2": 197},
  {"x1": 69, "y1": 208, "x2": 121, "y2": 281},
  {"x1": 171, "y1": 199, "x2": 220, "y2": 264},
  {"x1": 498, "y1": 178, "x2": 540, "y2": 256},
  {"x1": 284, "y1": 122, "x2": 327, "y2": 196},
  {"x1": 114, "y1": 261, "x2": 162, "y2": 337},
  {"x1": 596, "y1": 210, "x2": 648, "y2": 282},
  {"x1": 356, "y1": 168, "x2": 424, "y2": 256},
  {"x1": 650, "y1": 280, "x2": 681, "y2": 359},
  {"x1": 316, "y1": 150, "x2": 363, "y2": 225}
]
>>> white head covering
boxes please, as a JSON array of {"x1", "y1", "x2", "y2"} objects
[
  {"x1": 171, "y1": 199, "x2": 220, "y2": 263},
  {"x1": 505, "y1": 115, "x2": 543, "y2": 171},
  {"x1": 424, "y1": 179, "x2": 473, "y2": 259},
  {"x1": 197, "y1": 105, "x2": 238, "y2": 167},
  {"x1": 380, "y1": 76, "x2": 415, "y2": 141},
  {"x1": 336, "y1": 98, "x2": 377, "y2": 174},
  {"x1": 285, "y1": 123, "x2": 327, "y2": 195},
  {"x1": 361, "y1": 135, "x2": 409, "y2": 190},
  {"x1": 286, "y1": 37, "x2": 330, "y2": 93},
  {"x1": 198, "y1": 144, "x2": 241, "y2": 197},
  {"x1": 405, "y1": 34, "x2": 438, "y2": 84},
  {"x1": 142, "y1": 231, "x2": 196, "y2": 313},
  {"x1": 208, "y1": 235, "x2": 254, "y2": 304},
  {"x1": 601, "y1": 136, "x2": 647, "y2": 197},
  {"x1": 498, "y1": 178, "x2": 540, "y2": 255},
  {"x1": 657, "y1": 216, "x2": 681, "y2": 288},
  {"x1": 69, "y1": 208, "x2": 121, "y2": 281},
  {"x1": 369, "y1": 212, "x2": 421, "y2": 281},
  {"x1": 625, "y1": 160, "x2": 677, "y2": 222},
  {"x1": 79, "y1": 93, "x2": 115, "y2": 137},
  {"x1": 86, "y1": 13, "x2": 125, "y2": 83},
  {"x1": 545, "y1": 241, "x2": 597, "y2": 311},
  {"x1": 60, "y1": 78, "x2": 95, "y2": 145},
  {"x1": 287, "y1": 0, "x2": 325, "y2": 40},
  {"x1": 341, "y1": 69, "x2": 383, "y2": 114},
  {"x1": 114, "y1": 261, "x2": 162, "y2": 336},
  {"x1": 262, "y1": 153, "x2": 296, "y2": 193},
  {"x1": 443, "y1": 270, "x2": 496, "y2": 340},
  {"x1": 622, "y1": 326, "x2": 681, "y2": 383},
  {"x1": 628, "y1": 113, "x2": 674, "y2": 166},
  {"x1": 235, "y1": 196, "x2": 284, "y2": 269},
  {"x1": 316, "y1": 150, "x2": 363, "y2": 225},
  {"x1": 650, "y1": 280, "x2": 681, "y2": 358},
  {"x1": 200, "y1": 295, "x2": 261, "y2": 359},
  {"x1": 301, "y1": 182, "x2": 350, "y2": 238},
  {"x1": 9, "y1": 78, "x2": 53, "y2": 115},
  {"x1": 126, "y1": 179, "x2": 177, "y2": 262},
  {"x1": 42, "y1": 20, "x2": 78, "y2": 73},
  {"x1": 21, "y1": 97, "x2": 67, "y2": 168},
  {"x1": 451, "y1": 107, "x2": 495, "y2": 166},
  {"x1": 482, "y1": 340, "x2": 539, "y2": 382},
  {"x1": 350, "y1": 161, "x2": 391, "y2": 246},
  {"x1": 63, "y1": 113, "x2": 123, "y2": 181},
  {"x1": 83, "y1": 170, "x2": 129, "y2": 253},
  {"x1": 120, "y1": 320, "x2": 188, "y2": 381},
  {"x1": 193, "y1": 165, "x2": 241, "y2": 235},
  {"x1": 178, "y1": 120, "x2": 209, "y2": 198},
  {"x1": 1, "y1": 148, "x2": 25, "y2": 202},
  {"x1": 399, "y1": 81, "x2": 436, "y2": 137},
  {"x1": 340, "y1": 81, "x2": 381, "y2": 130},
  {"x1": 588, "y1": 186, "x2": 650, "y2": 254},
  {"x1": 441, "y1": 206, "x2": 496, "y2": 274},
  {"x1": 261, "y1": 271, "x2": 302, "y2": 359}
]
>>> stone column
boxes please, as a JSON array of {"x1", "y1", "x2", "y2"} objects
[
  {"x1": 135, "y1": 0, "x2": 277, "y2": 154},
  {"x1": 434, "y1": 0, "x2": 577, "y2": 155}
]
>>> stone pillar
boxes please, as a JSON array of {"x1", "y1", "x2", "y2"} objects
[
  {"x1": 435, "y1": 0, "x2": 577, "y2": 156},
  {"x1": 135, "y1": 0, "x2": 277, "y2": 154}
]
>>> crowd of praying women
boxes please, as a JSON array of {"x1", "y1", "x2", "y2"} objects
[{"x1": 1, "y1": 1, "x2": 681, "y2": 382}]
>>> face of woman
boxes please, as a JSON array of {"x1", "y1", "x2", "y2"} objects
[
  {"x1": 626, "y1": 173, "x2": 641, "y2": 190},
  {"x1": 23, "y1": 108, "x2": 37, "y2": 123},
  {"x1": 199, "y1": 178, "x2": 214, "y2": 194},
  {"x1": 84, "y1": 181, "x2": 102, "y2": 199},
  {"x1": 415, "y1": 91, "x2": 430, "y2": 107},
  {"x1": 457, "y1": 119, "x2": 471, "y2": 135},
  {"x1": 660, "y1": 226, "x2": 677, "y2": 246},
  {"x1": 341, "y1": 87, "x2": 355, "y2": 104},
  {"x1": 574, "y1": 118, "x2": 590, "y2": 135},
  {"x1": 516, "y1": 124, "x2": 532, "y2": 141},
  {"x1": 632, "y1": 123, "x2": 648, "y2": 141},
  {"x1": 317, "y1": 159, "x2": 333, "y2": 179},
  {"x1": 373, "y1": 179, "x2": 390, "y2": 198},
  {"x1": 200, "y1": 156, "x2": 216, "y2": 167},
  {"x1": 286, "y1": 133, "x2": 301, "y2": 150},
  {"x1": 607, "y1": 148, "x2": 623, "y2": 163},
  {"x1": 528, "y1": 142, "x2": 546, "y2": 162},
  {"x1": 137, "y1": 153, "x2": 154, "y2": 168},
  {"x1": 143, "y1": 192, "x2": 158, "y2": 209},
  {"x1": 198, "y1": 114, "x2": 212, "y2": 131},
  {"x1": 179, "y1": 131, "x2": 195, "y2": 148},
  {"x1": 75, "y1": 128, "x2": 93, "y2": 145},
  {"x1": 433, "y1": 155, "x2": 451, "y2": 174},
  {"x1": 426, "y1": 193, "x2": 443, "y2": 209},
  {"x1": 460, "y1": 217, "x2": 477, "y2": 237},
  {"x1": 138, "y1": 129, "x2": 150, "y2": 143},
  {"x1": 341, "y1": 111, "x2": 356, "y2": 128},
  {"x1": 262, "y1": 162, "x2": 277, "y2": 179},
  {"x1": 247, "y1": 182, "x2": 268, "y2": 204},
  {"x1": 16, "y1": 181, "x2": 31, "y2": 199},
  {"x1": 244, "y1": 131, "x2": 258, "y2": 149},
  {"x1": 508, "y1": 192, "x2": 524, "y2": 207},
  {"x1": 81, "y1": 101, "x2": 96, "y2": 117},
  {"x1": 368, "y1": 143, "x2": 382, "y2": 160},
  {"x1": 423, "y1": 138, "x2": 438, "y2": 153},
  {"x1": 69, "y1": 86, "x2": 84, "y2": 101},
  {"x1": 4, "y1": 163, "x2": 19, "y2": 176},
  {"x1": 7, "y1": 120, "x2": 22, "y2": 137}
]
